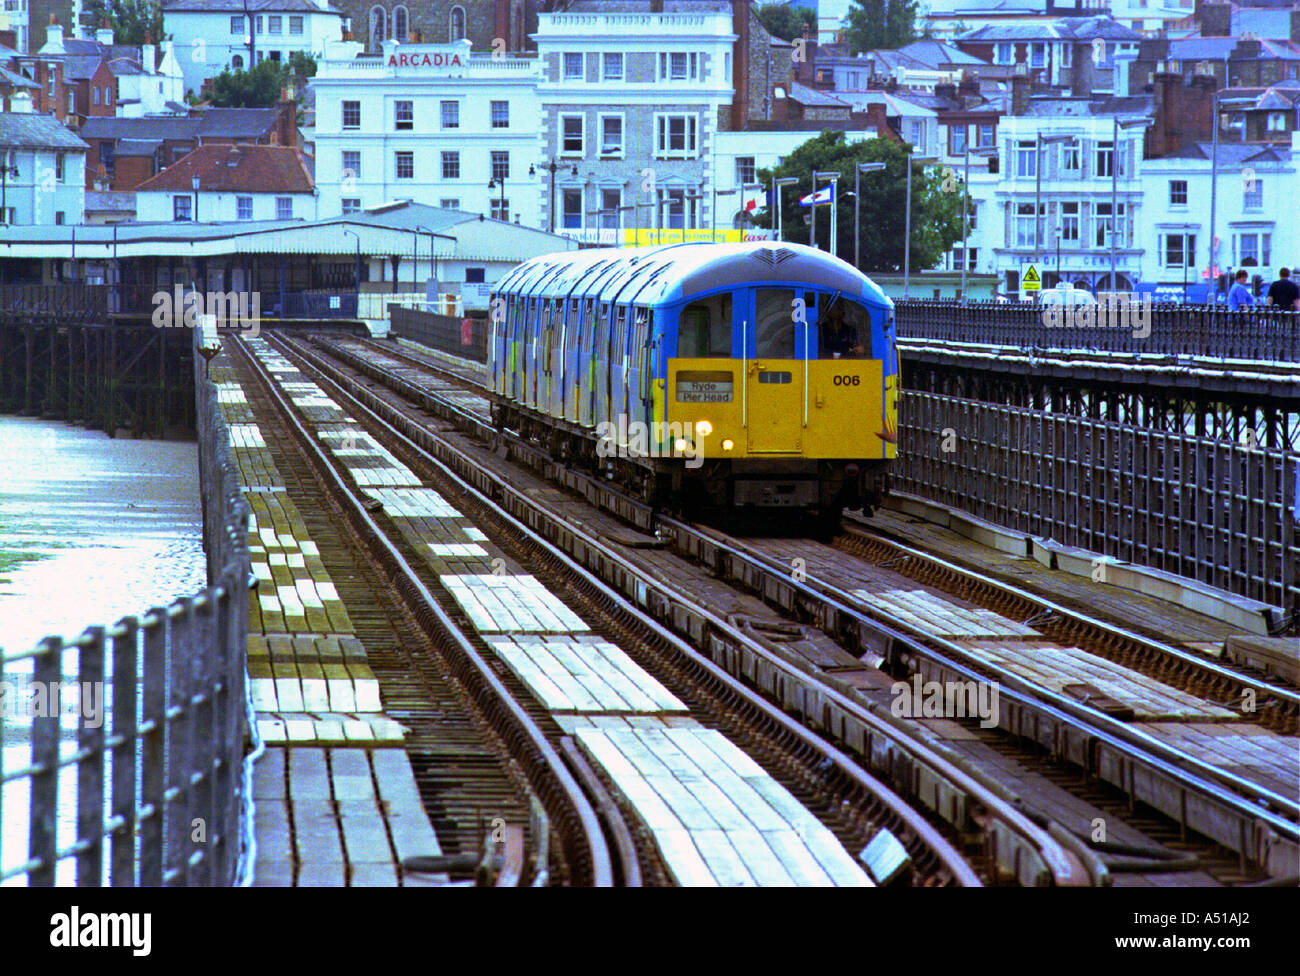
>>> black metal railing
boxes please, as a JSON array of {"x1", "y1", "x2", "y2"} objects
[
  {"x1": 389, "y1": 304, "x2": 487, "y2": 362},
  {"x1": 277, "y1": 291, "x2": 358, "y2": 320},
  {"x1": 894, "y1": 299, "x2": 1300, "y2": 362},
  {"x1": 0, "y1": 328, "x2": 251, "y2": 886},
  {"x1": 0, "y1": 284, "x2": 111, "y2": 324}
]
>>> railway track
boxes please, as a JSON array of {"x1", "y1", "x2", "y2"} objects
[
  {"x1": 248, "y1": 330, "x2": 993, "y2": 886},
  {"x1": 298, "y1": 329, "x2": 1300, "y2": 884}
]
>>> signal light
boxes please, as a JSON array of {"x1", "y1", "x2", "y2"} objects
[{"x1": 721, "y1": 439, "x2": 734, "y2": 451}]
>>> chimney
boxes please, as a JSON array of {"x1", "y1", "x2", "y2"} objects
[
  {"x1": 97, "y1": 26, "x2": 114, "y2": 46},
  {"x1": 650, "y1": 0, "x2": 662, "y2": 11},
  {"x1": 46, "y1": 19, "x2": 65, "y2": 53},
  {"x1": 958, "y1": 71, "x2": 979, "y2": 98},
  {"x1": 142, "y1": 42, "x2": 156, "y2": 71},
  {"x1": 935, "y1": 81, "x2": 957, "y2": 102},
  {"x1": 1011, "y1": 63, "x2": 1029, "y2": 116},
  {"x1": 1200, "y1": 3, "x2": 1231, "y2": 38},
  {"x1": 11, "y1": 89, "x2": 33, "y2": 113},
  {"x1": 1150, "y1": 69, "x2": 1213, "y2": 158}
]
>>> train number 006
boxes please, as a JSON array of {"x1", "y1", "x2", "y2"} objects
[{"x1": 832, "y1": 375, "x2": 861, "y2": 386}]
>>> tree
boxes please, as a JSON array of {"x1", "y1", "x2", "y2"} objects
[
  {"x1": 754, "y1": 3, "x2": 817, "y2": 43},
  {"x1": 205, "y1": 59, "x2": 289, "y2": 108},
  {"x1": 85, "y1": 0, "x2": 165, "y2": 50},
  {"x1": 843, "y1": 0, "x2": 918, "y2": 55},
  {"x1": 749, "y1": 131, "x2": 964, "y2": 272}
]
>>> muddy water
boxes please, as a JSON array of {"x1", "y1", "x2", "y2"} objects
[{"x1": 0, "y1": 416, "x2": 204, "y2": 884}]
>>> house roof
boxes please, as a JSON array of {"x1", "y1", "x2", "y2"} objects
[
  {"x1": 117, "y1": 138, "x2": 164, "y2": 156},
  {"x1": 195, "y1": 106, "x2": 283, "y2": 139},
  {"x1": 79, "y1": 115, "x2": 203, "y2": 141},
  {"x1": 789, "y1": 82, "x2": 849, "y2": 109},
  {"x1": 135, "y1": 143, "x2": 313, "y2": 194},
  {"x1": 959, "y1": 16, "x2": 1143, "y2": 44},
  {"x1": 0, "y1": 112, "x2": 89, "y2": 150},
  {"x1": 0, "y1": 66, "x2": 39, "y2": 90},
  {"x1": 892, "y1": 40, "x2": 987, "y2": 68},
  {"x1": 61, "y1": 55, "x2": 106, "y2": 81},
  {"x1": 160, "y1": 0, "x2": 342, "y2": 12},
  {"x1": 107, "y1": 58, "x2": 148, "y2": 76},
  {"x1": 1168, "y1": 142, "x2": 1291, "y2": 165},
  {"x1": 1166, "y1": 36, "x2": 1300, "y2": 61},
  {"x1": 1023, "y1": 93, "x2": 1153, "y2": 117}
]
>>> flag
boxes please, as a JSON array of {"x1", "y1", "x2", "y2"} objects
[
  {"x1": 742, "y1": 187, "x2": 766, "y2": 215},
  {"x1": 798, "y1": 185, "x2": 835, "y2": 207}
]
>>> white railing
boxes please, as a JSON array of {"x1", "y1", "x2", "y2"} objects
[{"x1": 358, "y1": 292, "x2": 463, "y2": 319}]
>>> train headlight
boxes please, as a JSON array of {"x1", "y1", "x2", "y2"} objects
[
  {"x1": 695, "y1": 420, "x2": 713, "y2": 437},
  {"x1": 721, "y1": 438, "x2": 734, "y2": 452},
  {"x1": 673, "y1": 438, "x2": 690, "y2": 453}
]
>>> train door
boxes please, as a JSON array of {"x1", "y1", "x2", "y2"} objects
[
  {"x1": 553, "y1": 297, "x2": 576, "y2": 420},
  {"x1": 566, "y1": 298, "x2": 589, "y2": 424},
  {"x1": 611, "y1": 305, "x2": 630, "y2": 432},
  {"x1": 626, "y1": 306, "x2": 651, "y2": 432},
  {"x1": 593, "y1": 303, "x2": 613, "y2": 429},
  {"x1": 742, "y1": 287, "x2": 806, "y2": 454}
]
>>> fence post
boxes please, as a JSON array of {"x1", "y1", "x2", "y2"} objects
[
  {"x1": 139, "y1": 609, "x2": 167, "y2": 886},
  {"x1": 75, "y1": 625, "x2": 107, "y2": 887},
  {"x1": 28, "y1": 637, "x2": 63, "y2": 887},
  {"x1": 110, "y1": 616, "x2": 140, "y2": 886}
]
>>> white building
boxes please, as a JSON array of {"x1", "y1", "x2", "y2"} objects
[
  {"x1": 312, "y1": 38, "x2": 542, "y2": 222},
  {"x1": 133, "y1": 143, "x2": 317, "y2": 222},
  {"x1": 1139, "y1": 133, "x2": 1299, "y2": 298},
  {"x1": 162, "y1": 0, "x2": 345, "y2": 98},
  {"x1": 111, "y1": 41, "x2": 186, "y2": 117},
  {"x1": 0, "y1": 99, "x2": 87, "y2": 225},
  {"x1": 987, "y1": 96, "x2": 1151, "y2": 294}
]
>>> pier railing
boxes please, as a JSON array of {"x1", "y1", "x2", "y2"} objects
[
  {"x1": 894, "y1": 300, "x2": 1300, "y2": 362},
  {"x1": 389, "y1": 304, "x2": 487, "y2": 362},
  {"x1": 0, "y1": 328, "x2": 251, "y2": 886}
]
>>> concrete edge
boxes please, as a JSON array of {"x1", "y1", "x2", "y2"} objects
[{"x1": 883, "y1": 490, "x2": 1278, "y2": 636}]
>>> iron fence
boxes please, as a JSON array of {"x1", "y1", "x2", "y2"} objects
[
  {"x1": 389, "y1": 304, "x2": 487, "y2": 362},
  {"x1": 894, "y1": 299, "x2": 1300, "y2": 362},
  {"x1": 0, "y1": 328, "x2": 251, "y2": 886},
  {"x1": 0, "y1": 284, "x2": 111, "y2": 324},
  {"x1": 898, "y1": 390, "x2": 1299, "y2": 612},
  {"x1": 277, "y1": 291, "x2": 359, "y2": 320}
]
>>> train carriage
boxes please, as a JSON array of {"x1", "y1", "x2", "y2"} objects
[{"x1": 488, "y1": 241, "x2": 898, "y2": 529}]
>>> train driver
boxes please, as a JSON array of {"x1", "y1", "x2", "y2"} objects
[{"x1": 819, "y1": 300, "x2": 865, "y2": 359}]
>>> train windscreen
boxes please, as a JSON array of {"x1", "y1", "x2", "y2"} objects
[{"x1": 677, "y1": 293, "x2": 732, "y2": 357}]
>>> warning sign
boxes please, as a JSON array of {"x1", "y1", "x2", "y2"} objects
[{"x1": 1020, "y1": 263, "x2": 1042, "y2": 298}]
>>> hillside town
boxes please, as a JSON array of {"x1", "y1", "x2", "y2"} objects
[{"x1": 0, "y1": 0, "x2": 1296, "y2": 308}]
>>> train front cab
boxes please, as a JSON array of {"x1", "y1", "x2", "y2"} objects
[{"x1": 663, "y1": 285, "x2": 897, "y2": 517}]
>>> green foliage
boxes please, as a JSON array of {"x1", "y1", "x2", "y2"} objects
[
  {"x1": 751, "y1": 131, "x2": 965, "y2": 272},
  {"x1": 205, "y1": 55, "x2": 312, "y2": 108},
  {"x1": 754, "y1": 3, "x2": 817, "y2": 43},
  {"x1": 85, "y1": 0, "x2": 166, "y2": 50},
  {"x1": 843, "y1": 0, "x2": 918, "y2": 55}
]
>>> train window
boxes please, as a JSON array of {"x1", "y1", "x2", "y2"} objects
[
  {"x1": 676, "y1": 293, "x2": 731, "y2": 357},
  {"x1": 817, "y1": 297, "x2": 871, "y2": 359},
  {"x1": 755, "y1": 289, "x2": 796, "y2": 359}
]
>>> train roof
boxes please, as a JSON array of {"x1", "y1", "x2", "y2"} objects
[{"x1": 494, "y1": 241, "x2": 892, "y2": 310}]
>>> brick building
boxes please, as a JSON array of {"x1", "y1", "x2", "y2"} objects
[{"x1": 331, "y1": 0, "x2": 533, "y2": 53}]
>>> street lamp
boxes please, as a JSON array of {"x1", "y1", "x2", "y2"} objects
[
  {"x1": 529, "y1": 159, "x2": 578, "y2": 234},
  {"x1": 904, "y1": 153, "x2": 938, "y2": 299},
  {"x1": 712, "y1": 187, "x2": 736, "y2": 242},
  {"x1": 771, "y1": 175, "x2": 798, "y2": 242},
  {"x1": 1034, "y1": 134, "x2": 1072, "y2": 267},
  {"x1": 1110, "y1": 116, "x2": 1152, "y2": 292},
  {"x1": 853, "y1": 162, "x2": 885, "y2": 270},
  {"x1": 342, "y1": 227, "x2": 361, "y2": 291},
  {"x1": 811, "y1": 170, "x2": 840, "y2": 254},
  {"x1": 961, "y1": 145, "x2": 998, "y2": 301},
  {"x1": 1206, "y1": 90, "x2": 1251, "y2": 296}
]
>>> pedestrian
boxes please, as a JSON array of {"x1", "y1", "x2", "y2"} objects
[
  {"x1": 1227, "y1": 269, "x2": 1254, "y2": 311},
  {"x1": 1266, "y1": 267, "x2": 1300, "y2": 311}
]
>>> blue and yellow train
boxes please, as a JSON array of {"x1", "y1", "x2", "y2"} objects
[{"x1": 487, "y1": 241, "x2": 898, "y2": 528}]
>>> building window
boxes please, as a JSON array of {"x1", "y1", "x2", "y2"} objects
[
  {"x1": 370, "y1": 7, "x2": 386, "y2": 48},
  {"x1": 599, "y1": 115, "x2": 623, "y2": 156},
  {"x1": 735, "y1": 156, "x2": 755, "y2": 184},
  {"x1": 561, "y1": 114, "x2": 584, "y2": 155},
  {"x1": 268, "y1": 15, "x2": 281, "y2": 33},
  {"x1": 68, "y1": 90, "x2": 75, "y2": 113},
  {"x1": 1016, "y1": 141, "x2": 1037, "y2": 178},
  {"x1": 1243, "y1": 177, "x2": 1263, "y2": 211},
  {"x1": 439, "y1": 198, "x2": 459, "y2": 209},
  {"x1": 599, "y1": 187, "x2": 621, "y2": 228},
  {"x1": 1234, "y1": 231, "x2": 1270, "y2": 266},
  {"x1": 491, "y1": 197, "x2": 509, "y2": 221},
  {"x1": 908, "y1": 120, "x2": 923, "y2": 146},
  {"x1": 395, "y1": 151, "x2": 414, "y2": 179},
  {"x1": 1162, "y1": 232, "x2": 1195, "y2": 268},
  {"x1": 1029, "y1": 42, "x2": 1046, "y2": 69},
  {"x1": 342, "y1": 198, "x2": 361, "y2": 214},
  {"x1": 602, "y1": 53, "x2": 623, "y2": 81},
  {"x1": 1059, "y1": 201, "x2": 1079, "y2": 241},
  {"x1": 255, "y1": 15, "x2": 263, "y2": 33},
  {"x1": 491, "y1": 100, "x2": 509, "y2": 128},
  {"x1": 276, "y1": 196, "x2": 292, "y2": 220},
  {"x1": 55, "y1": 211, "x2": 65, "y2": 225},
  {"x1": 342, "y1": 150, "x2": 361, "y2": 181},
  {"x1": 395, "y1": 100, "x2": 413, "y2": 130},
  {"x1": 655, "y1": 113, "x2": 697, "y2": 157},
  {"x1": 1095, "y1": 140, "x2": 1113, "y2": 178},
  {"x1": 105, "y1": 86, "x2": 111, "y2": 105},
  {"x1": 174, "y1": 195, "x2": 192, "y2": 221},
  {"x1": 394, "y1": 6, "x2": 408, "y2": 41},
  {"x1": 55, "y1": 152, "x2": 65, "y2": 182},
  {"x1": 92, "y1": 87, "x2": 99, "y2": 105},
  {"x1": 1169, "y1": 179, "x2": 1187, "y2": 206},
  {"x1": 1094, "y1": 202, "x2": 1125, "y2": 247},
  {"x1": 440, "y1": 100, "x2": 459, "y2": 129},
  {"x1": 977, "y1": 123, "x2": 995, "y2": 148},
  {"x1": 659, "y1": 188, "x2": 697, "y2": 229},
  {"x1": 562, "y1": 187, "x2": 583, "y2": 228},
  {"x1": 441, "y1": 151, "x2": 459, "y2": 179},
  {"x1": 949, "y1": 125, "x2": 967, "y2": 155},
  {"x1": 660, "y1": 51, "x2": 699, "y2": 81},
  {"x1": 1013, "y1": 202, "x2": 1039, "y2": 248},
  {"x1": 343, "y1": 100, "x2": 361, "y2": 129},
  {"x1": 995, "y1": 42, "x2": 1013, "y2": 64},
  {"x1": 466, "y1": 268, "x2": 486, "y2": 284},
  {"x1": 237, "y1": 196, "x2": 253, "y2": 220},
  {"x1": 1060, "y1": 142, "x2": 1080, "y2": 172},
  {"x1": 289, "y1": 15, "x2": 303, "y2": 34},
  {"x1": 1061, "y1": 43, "x2": 1073, "y2": 67},
  {"x1": 230, "y1": 15, "x2": 244, "y2": 34},
  {"x1": 1267, "y1": 111, "x2": 1286, "y2": 133},
  {"x1": 491, "y1": 150, "x2": 509, "y2": 182},
  {"x1": 450, "y1": 6, "x2": 466, "y2": 41},
  {"x1": 231, "y1": 54, "x2": 243, "y2": 70},
  {"x1": 563, "y1": 52, "x2": 584, "y2": 81}
]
